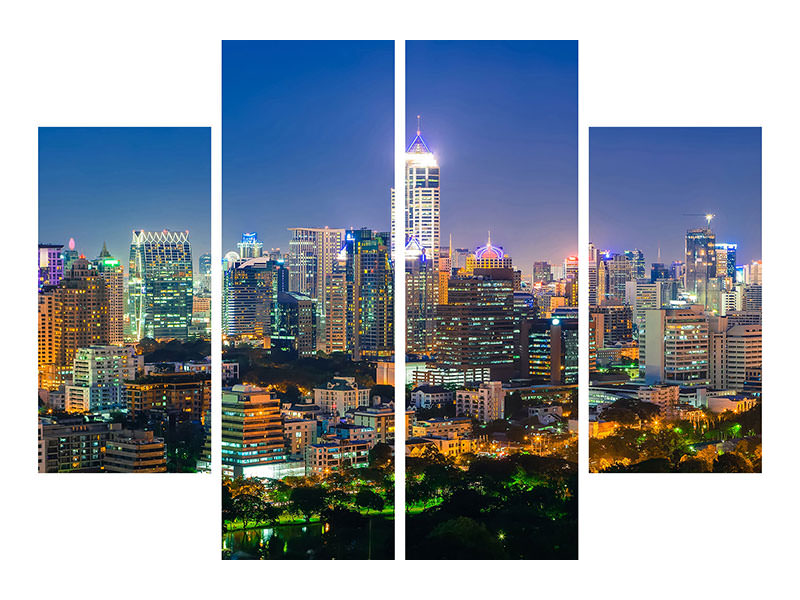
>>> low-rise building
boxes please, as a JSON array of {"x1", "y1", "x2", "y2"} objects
[
  {"x1": 38, "y1": 418, "x2": 121, "y2": 473},
  {"x1": 636, "y1": 385, "x2": 680, "y2": 413},
  {"x1": 313, "y1": 376, "x2": 371, "y2": 416},
  {"x1": 305, "y1": 439, "x2": 371, "y2": 475},
  {"x1": 352, "y1": 404, "x2": 395, "y2": 443},
  {"x1": 283, "y1": 418, "x2": 318, "y2": 458},
  {"x1": 706, "y1": 393, "x2": 759, "y2": 414},
  {"x1": 411, "y1": 416, "x2": 472, "y2": 439},
  {"x1": 455, "y1": 381, "x2": 504, "y2": 423},
  {"x1": 104, "y1": 430, "x2": 167, "y2": 472},
  {"x1": 410, "y1": 384, "x2": 455, "y2": 410}
]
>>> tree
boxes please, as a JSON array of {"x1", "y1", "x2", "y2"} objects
[
  {"x1": 713, "y1": 452, "x2": 753, "y2": 473},
  {"x1": 423, "y1": 517, "x2": 506, "y2": 560},
  {"x1": 289, "y1": 486, "x2": 327, "y2": 522},
  {"x1": 369, "y1": 442, "x2": 393, "y2": 468},
  {"x1": 355, "y1": 488, "x2": 385, "y2": 514}
]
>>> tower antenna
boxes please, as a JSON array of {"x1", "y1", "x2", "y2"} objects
[{"x1": 417, "y1": 114, "x2": 421, "y2": 136}]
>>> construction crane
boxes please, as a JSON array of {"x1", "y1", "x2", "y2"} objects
[{"x1": 683, "y1": 213, "x2": 715, "y2": 226}]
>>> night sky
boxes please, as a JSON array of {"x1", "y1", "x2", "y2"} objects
[
  {"x1": 222, "y1": 41, "x2": 394, "y2": 254},
  {"x1": 38, "y1": 127, "x2": 211, "y2": 272},
  {"x1": 406, "y1": 41, "x2": 578, "y2": 271},
  {"x1": 590, "y1": 127, "x2": 762, "y2": 265}
]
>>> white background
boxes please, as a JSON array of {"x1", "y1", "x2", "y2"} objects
[{"x1": 1, "y1": 1, "x2": 796, "y2": 598}]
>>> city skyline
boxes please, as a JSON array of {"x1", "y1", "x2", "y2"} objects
[
  {"x1": 590, "y1": 127, "x2": 762, "y2": 265},
  {"x1": 222, "y1": 41, "x2": 394, "y2": 254},
  {"x1": 39, "y1": 127, "x2": 211, "y2": 271},
  {"x1": 407, "y1": 40, "x2": 578, "y2": 268}
]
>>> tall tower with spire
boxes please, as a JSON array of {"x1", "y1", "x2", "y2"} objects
[
  {"x1": 392, "y1": 116, "x2": 440, "y2": 270},
  {"x1": 93, "y1": 242, "x2": 125, "y2": 344}
]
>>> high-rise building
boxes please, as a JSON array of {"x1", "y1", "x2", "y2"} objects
[
  {"x1": 685, "y1": 227, "x2": 717, "y2": 308},
  {"x1": 287, "y1": 227, "x2": 344, "y2": 302},
  {"x1": 650, "y1": 262, "x2": 670, "y2": 282},
  {"x1": 237, "y1": 232, "x2": 263, "y2": 258},
  {"x1": 323, "y1": 264, "x2": 348, "y2": 355},
  {"x1": 532, "y1": 261, "x2": 552, "y2": 284},
  {"x1": 274, "y1": 292, "x2": 317, "y2": 358},
  {"x1": 437, "y1": 268, "x2": 517, "y2": 381},
  {"x1": 744, "y1": 284, "x2": 762, "y2": 311},
  {"x1": 128, "y1": 230, "x2": 193, "y2": 341},
  {"x1": 528, "y1": 316, "x2": 578, "y2": 385},
  {"x1": 38, "y1": 257, "x2": 110, "y2": 390},
  {"x1": 643, "y1": 307, "x2": 709, "y2": 387},
  {"x1": 588, "y1": 244, "x2": 600, "y2": 308},
  {"x1": 198, "y1": 252, "x2": 212, "y2": 293},
  {"x1": 709, "y1": 316, "x2": 762, "y2": 391},
  {"x1": 624, "y1": 249, "x2": 645, "y2": 279},
  {"x1": 38, "y1": 243, "x2": 64, "y2": 291},
  {"x1": 344, "y1": 229, "x2": 393, "y2": 360},
  {"x1": 222, "y1": 256, "x2": 281, "y2": 339},
  {"x1": 715, "y1": 243, "x2": 737, "y2": 278},
  {"x1": 465, "y1": 234, "x2": 513, "y2": 274},
  {"x1": 93, "y1": 243, "x2": 125, "y2": 345},
  {"x1": 564, "y1": 255, "x2": 579, "y2": 281},
  {"x1": 64, "y1": 345, "x2": 142, "y2": 413},
  {"x1": 593, "y1": 304, "x2": 633, "y2": 344},
  {"x1": 405, "y1": 237, "x2": 436, "y2": 356},
  {"x1": 393, "y1": 122, "x2": 440, "y2": 270},
  {"x1": 221, "y1": 385, "x2": 286, "y2": 478},
  {"x1": 604, "y1": 253, "x2": 633, "y2": 301}
]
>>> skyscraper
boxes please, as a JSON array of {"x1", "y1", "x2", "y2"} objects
[
  {"x1": 222, "y1": 256, "x2": 280, "y2": 339},
  {"x1": 345, "y1": 229, "x2": 393, "y2": 360},
  {"x1": 128, "y1": 230, "x2": 193, "y2": 341},
  {"x1": 38, "y1": 257, "x2": 110, "y2": 390},
  {"x1": 393, "y1": 121, "x2": 440, "y2": 270},
  {"x1": 237, "y1": 232, "x2": 263, "y2": 258},
  {"x1": 437, "y1": 268, "x2": 517, "y2": 381},
  {"x1": 38, "y1": 243, "x2": 64, "y2": 291},
  {"x1": 714, "y1": 243, "x2": 737, "y2": 278},
  {"x1": 93, "y1": 242, "x2": 125, "y2": 345},
  {"x1": 405, "y1": 237, "x2": 436, "y2": 356},
  {"x1": 684, "y1": 226, "x2": 717, "y2": 308},
  {"x1": 198, "y1": 252, "x2": 212, "y2": 293}
]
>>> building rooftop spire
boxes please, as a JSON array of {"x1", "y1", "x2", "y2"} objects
[
  {"x1": 406, "y1": 115, "x2": 431, "y2": 153},
  {"x1": 99, "y1": 241, "x2": 111, "y2": 258}
]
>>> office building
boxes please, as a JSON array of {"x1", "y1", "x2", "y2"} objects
[
  {"x1": 38, "y1": 257, "x2": 110, "y2": 390},
  {"x1": 129, "y1": 230, "x2": 193, "y2": 341},
  {"x1": 221, "y1": 385, "x2": 285, "y2": 477}
]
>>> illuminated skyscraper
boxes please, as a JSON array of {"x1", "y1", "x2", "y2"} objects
[
  {"x1": 344, "y1": 229, "x2": 393, "y2": 360},
  {"x1": 643, "y1": 307, "x2": 709, "y2": 387},
  {"x1": 715, "y1": 243, "x2": 737, "y2": 278},
  {"x1": 128, "y1": 230, "x2": 193, "y2": 341},
  {"x1": 405, "y1": 237, "x2": 436, "y2": 355},
  {"x1": 532, "y1": 261, "x2": 552, "y2": 284},
  {"x1": 237, "y1": 232, "x2": 263, "y2": 259},
  {"x1": 38, "y1": 243, "x2": 64, "y2": 291},
  {"x1": 465, "y1": 233, "x2": 513, "y2": 274},
  {"x1": 393, "y1": 120, "x2": 440, "y2": 269},
  {"x1": 588, "y1": 243, "x2": 600, "y2": 307},
  {"x1": 623, "y1": 249, "x2": 645, "y2": 279},
  {"x1": 38, "y1": 257, "x2": 110, "y2": 390},
  {"x1": 437, "y1": 268, "x2": 517, "y2": 381},
  {"x1": 684, "y1": 226, "x2": 717, "y2": 308},
  {"x1": 324, "y1": 260, "x2": 348, "y2": 355},
  {"x1": 198, "y1": 252, "x2": 212, "y2": 293},
  {"x1": 222, "y1": 256, "x2": 281, "y2": 339},
  {"x1": 93, "y1": 242, "x2": 125, "y2": 345},
  {"x1": 287, "y1": 227, "x2": 344, "y2": 350}
]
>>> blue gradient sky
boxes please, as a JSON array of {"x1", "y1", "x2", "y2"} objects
[
  {"x1": 590, "y1": 127, "x2": 762, "y2": 265},
  {"x1": 222, "y1": 41, "x2": 394, "y2": 254},
  {"x1": 407, "y1": 41, "x2": 578, "y2": 269},
  {"x1": 38, "y1": 127, "x2": 211, "y2": 271}
]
